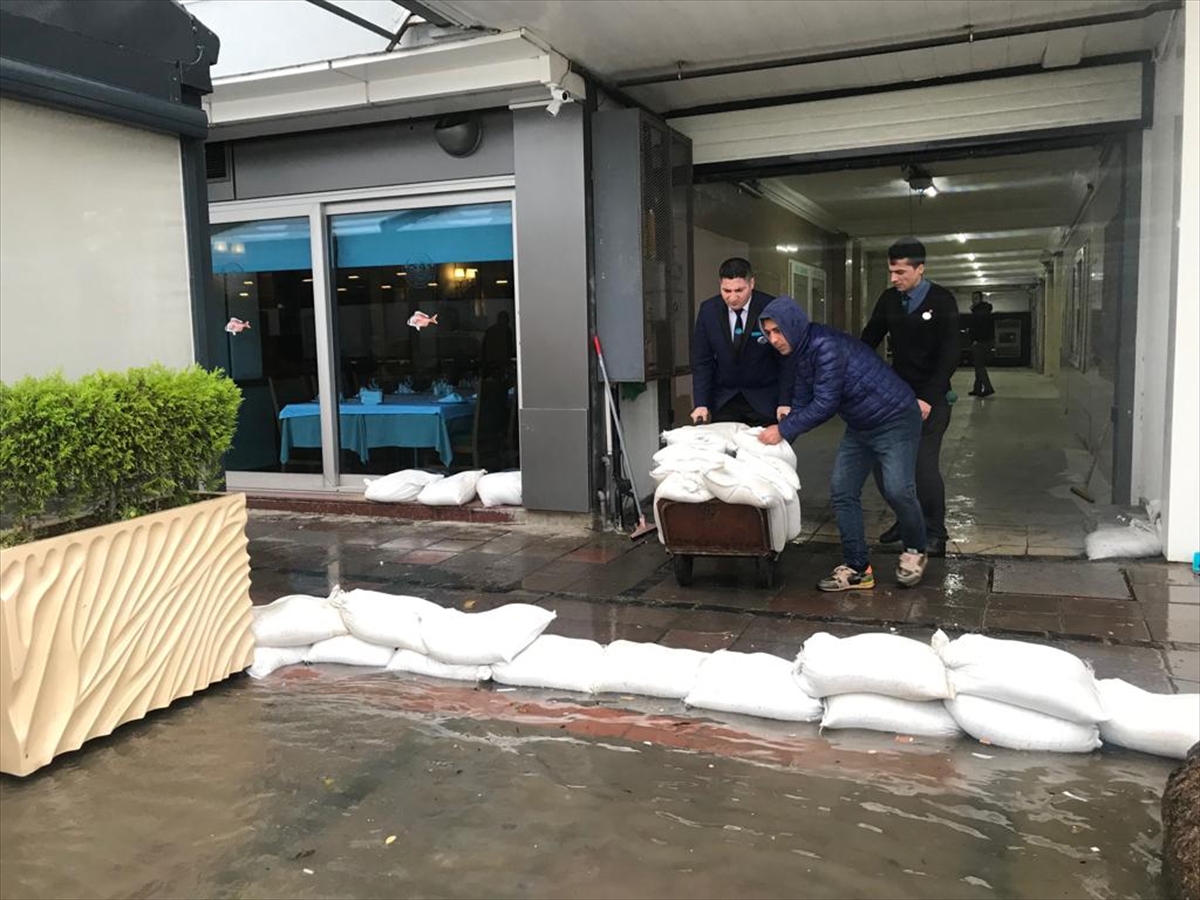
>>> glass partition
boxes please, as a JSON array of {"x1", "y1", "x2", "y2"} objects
[{"x1": 210, "y1": 217, "x2": 318, "y2": 473}]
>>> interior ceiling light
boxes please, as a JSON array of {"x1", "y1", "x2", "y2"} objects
[
  {"x1": 967, "y1": 253, "x2": 977, "y2": 261},
  {"x1": 904, "y1": 164, "x2": 938, "y2": 198},
  {"x1": 955, "y1": 233, "x2": 968, "y2": 243}
]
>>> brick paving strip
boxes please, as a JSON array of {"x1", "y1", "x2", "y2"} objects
[{"x1": 246, "y1": 512, "x2": 1200, "y2": 696}]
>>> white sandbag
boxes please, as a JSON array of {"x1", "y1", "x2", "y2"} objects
[
  {"x1": 305, "y1": 634, "x2": 395, "y2": 667},
  {"x1": 420, "y1": 603, "x2": 556, "y2": 665},
  {"x1": 491, "y1": 635, "x2": 604, "y2": 693},
  {"x1": 794, "y1": 632, "x2": 952, "y2": 701},
  {"x1": 685, "y1": 650, "x2": 824, "y2": 721},
  {"x1": 476, "y1": 471, "x2": 523, "y2": 507},
  {"x1": 363, "y1": 469, "x2": 444, "y2": 503},
  {"x1": 767, "y1": 501, "x2": 789, "y2": 553},
  {"x1": 933, "y1": 632, "x2": 1107, "y2": 723},
  {"x1": 735, "y1": 449, "x2": 801, "y2": 491},
  {"x1": 387, "y1": 649, "x2": 491, "y2": 682},
  {"x1": 703, "y1": 465, "x2": 782, "y2": 508},
  {"x1": 416, "y1": 469, "x2": 487, "y2": 506},
  {"x1": 592, "y1": 640, "x2": 708, "y2": 700},
  {"x1": 653, "y1": 471, "x2": 714, "y2": 503},
  {"x1": 247, "y1": 645, "x2": 308, "y2": 679},
  {"x1": 651, "y1": 443, "x2": 731, "y2": 472},
  {"x1": 251, "y1": 594, "x2": 348, "y2": 647},
  {"x1": 1096, "y1": 678, "x2": 1200, "y2": 759},
  {"x1": 332, "y1": 588, "x2": 442, "y2": 653},
  {"x1": 945, "y1": 695, "x2": 1102, "y2": 753},
  {"x1": 733, "y1": 428, "x2": 798, "y2": 469},
  {"x1": 821, "y1": 693, "x2": 962, "y2": 737},
  {"x1": 1085, "y1": 518, "x2": 1162, "y2": 560},
  {"x1": 661, "y1": 422, "x2": 746, "y2": 450}
]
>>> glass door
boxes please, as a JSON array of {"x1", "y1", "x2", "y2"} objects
[{"x1": 326, "y1": 198, "x2": 517, "y2": 480}]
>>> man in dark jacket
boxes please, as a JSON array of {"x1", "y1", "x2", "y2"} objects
[
  {"x1": 757, "y1": 296, "x2": 928, "y2": 591},
  {"x1": 862, "y1": 237, "x2": 959, "y2": 557},
  {"x1": 690, "y1": 258, "x2": 791, "y2": 426},
  {"x1": 968, "y1": 292, "x2": 996, "y2": 397}
]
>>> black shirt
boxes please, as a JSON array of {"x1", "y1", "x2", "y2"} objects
[{"x1": 861, "y1": 281, "x2": 960, "y2": 406}]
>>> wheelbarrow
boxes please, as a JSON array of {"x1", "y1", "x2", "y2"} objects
[{"x1": 655, "y1": 498, "x2": 780, "y2": 588}]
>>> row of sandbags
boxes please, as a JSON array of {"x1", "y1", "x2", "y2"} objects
[
  {"x1": 363, "y1": 469, "x2": 521, "y2": 506},
  {"x1": 650, "y1": 422, "x2": 803, "y2": 552},
  {"x1": 248, "y1": 591, "x2": 1198, "y2": 760}
]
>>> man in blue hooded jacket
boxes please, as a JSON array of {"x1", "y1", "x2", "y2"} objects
[{"x1": 756, "y1": 296, "x2": 929, "y2": 590}]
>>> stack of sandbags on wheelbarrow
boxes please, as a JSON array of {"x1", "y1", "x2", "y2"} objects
[{"x1": 649, "y1": 423, "x2": 802, "y2": 552}]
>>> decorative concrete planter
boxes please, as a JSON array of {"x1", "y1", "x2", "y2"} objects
[{"x1": 1, "y1": 493, "x2": 254, "y2": 776}]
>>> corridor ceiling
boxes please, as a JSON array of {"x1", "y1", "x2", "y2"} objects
[
  {"x1": 767, "y1": 145, "x2": 1105, "y2": 287},
  {"x1": 419, "y1": 0, "x2": 1176, "y2": 114}
]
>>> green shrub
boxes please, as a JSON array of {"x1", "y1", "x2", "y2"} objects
[{"x1": 0, "y1": 365, "x2": 241, "y2": 545}]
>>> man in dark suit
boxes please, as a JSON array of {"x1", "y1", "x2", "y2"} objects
[{"x1": 690, "y1": 257, "x2": 791, "y2": 426}]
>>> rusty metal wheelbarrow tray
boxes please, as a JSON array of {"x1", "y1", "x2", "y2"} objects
[{"x1": 655, "y1": 498, "x2": 779, "y2": 588}]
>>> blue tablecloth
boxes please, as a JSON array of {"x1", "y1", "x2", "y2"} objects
[{"x1": 279, "y1": 394, "x2": 474, "y2": 466}]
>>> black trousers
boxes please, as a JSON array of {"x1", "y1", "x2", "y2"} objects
[
  {"x1": 972, "y1": 342, "x2": 994, "y2": 395},
  {"x1": 712, "y1": 392, "x2": 775, "y2": 427},
  {"x1": 875, "y1": 402, "x2": 951, "y2": 541}
]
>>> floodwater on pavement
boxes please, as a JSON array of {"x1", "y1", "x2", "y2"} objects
[{"x1": 0, "y1": 667, "x2": 1176, "y2": 900}]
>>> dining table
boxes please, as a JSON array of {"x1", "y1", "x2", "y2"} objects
[{"x1": 278, "y1": 393, "x2": 475, "y2": 466}]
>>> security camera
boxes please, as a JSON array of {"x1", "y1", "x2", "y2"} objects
[{"x1": 546, "y1": 84, "x2": 571, "y2": 117}]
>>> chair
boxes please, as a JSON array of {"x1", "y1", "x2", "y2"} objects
[
  {"x1": 450, "y1": 376, "x2": 509, "y2": 470},
  {"x1": 268, "y1": 374, "x2": 317, "y2": 471}
]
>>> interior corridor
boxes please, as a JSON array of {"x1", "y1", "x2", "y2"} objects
[{"x1": 792, "y1": 369, "x2": 1129, "y2": 557}]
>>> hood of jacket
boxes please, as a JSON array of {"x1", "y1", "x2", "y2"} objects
[{"x1": 759, "y1": 296, "x2": 810, "y2": 355}]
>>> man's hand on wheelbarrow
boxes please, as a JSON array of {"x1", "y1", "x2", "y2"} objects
[
  {"x1": 690, "y1": 406, "x2": 710, "y2": 424},
  {"x1": 757, "y1": 425, "x2": 784, "y2": 445}
]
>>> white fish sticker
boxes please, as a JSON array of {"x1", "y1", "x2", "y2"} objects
[{"x1": 407, "y1": 311, "x2": 439, "y2": 330}]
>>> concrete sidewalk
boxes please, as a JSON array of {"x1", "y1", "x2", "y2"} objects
[{"x1": 247, "y1": 511, "x2": 1199, "y2": 695}]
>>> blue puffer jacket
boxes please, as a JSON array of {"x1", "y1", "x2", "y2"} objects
[{"x1": 760, "y1": 297, "x2": 917, "y2": 441}]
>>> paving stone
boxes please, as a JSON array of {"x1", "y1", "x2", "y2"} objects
[
  {"x1": 992, "y1": 560, "x2": 1130, "y2": 599},
  {"x1": 1052, "y1": 640, "x2": 1174, "y2": 692},
  {"x1": 659, "y1": 630, "x2": 740, "y2": 652},
  {"x1": 984, "y1": 609, "x2": 1062, "y2": 635},
  {"x1": 1142, "y1": 602, "x2": 1200, "y2": 646},
  {"x1": 1133, "y1": 583, "x2": 1200, "y2": 606},
  {"x1": 1164, "y1": 649, "x2": 1200, "y2": 681},
  {"x1": 1125, "y1": 563, "x2": 1200, "y2": 586},
  {"x1": 1061, "y1": 614, "x2": 1150, "y2": 643}
]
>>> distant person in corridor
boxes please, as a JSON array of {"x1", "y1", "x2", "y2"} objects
[
  {"x1": 690, "y1": 257, "x2": 791, "y2": 427},
  {"x1": 757, "y1": 296, "x2": 929, "y2": 591},
  {"x1": 968, "y1": 292, "x2": 996, "y2": 398},
  {"x1": 862, "y1": 238, "x2": 959, "y2": 558}
]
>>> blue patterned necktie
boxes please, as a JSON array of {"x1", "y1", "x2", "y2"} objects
[{"x1": 734, "y1": 309, "x2": 744, "y2": 339}]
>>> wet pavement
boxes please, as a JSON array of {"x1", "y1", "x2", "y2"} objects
[{"x1": 2, "y1": 508, "x2": 1197, "y2": 899}]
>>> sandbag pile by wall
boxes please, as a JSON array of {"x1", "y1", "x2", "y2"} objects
[
  {"x1": 793, "y1": 632, "x2": 959, "y2": 737},
  {"x1": 934, "y1": 632, "x2": 1106, "y2": 753}
]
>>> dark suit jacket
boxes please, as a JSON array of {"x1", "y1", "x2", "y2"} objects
[{"x1": 691, "y1": 289, "x2": 790, "y2": 420}]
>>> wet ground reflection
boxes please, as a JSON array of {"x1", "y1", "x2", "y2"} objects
[{"x1": 0, "y1": 669, "x2": 1174, "y2": 900}]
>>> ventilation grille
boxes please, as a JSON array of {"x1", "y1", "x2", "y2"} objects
[{"x1": 205, "y1": 142, "x2": 229, "y2": 181}]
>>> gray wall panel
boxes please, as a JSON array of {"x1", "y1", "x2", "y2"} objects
[
  {"x1": 231, "y1": 111, "x2": 514, "y2": 199},
  {"x1": 513, "y1": 105, "x2": 592, "y2": 512},
  {"x1": 519, "y1": 408, "x2": 591, "y2": 512}
]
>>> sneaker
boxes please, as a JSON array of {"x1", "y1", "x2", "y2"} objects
[
  {"x1": 896, "y1": 550, "x2": 928, "y2": 587},
  {"x1": 817, "y1": 564, "x2": 875, "y2": 592}
]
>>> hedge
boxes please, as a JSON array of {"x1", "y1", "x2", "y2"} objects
[{"x1": 0, "y1": 365, "x2": 242, "y2": 545}]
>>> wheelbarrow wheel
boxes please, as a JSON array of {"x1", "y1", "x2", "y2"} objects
[
  {"x1": 673, "y1": 554, "x2": 694, "y2": 586},
  {"x1": 755, "y1": 556, "x2": 776, "y2": 589}
]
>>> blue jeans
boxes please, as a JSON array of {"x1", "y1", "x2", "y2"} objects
[{"x1": 830, "y1": 406, "x2": 926, "y2": 570}]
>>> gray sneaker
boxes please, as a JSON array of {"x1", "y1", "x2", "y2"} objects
[{"x1": 896, "y1": 550, "x2": 928, "y2": 587}]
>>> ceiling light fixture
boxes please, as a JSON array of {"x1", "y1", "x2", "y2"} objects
[
  {"x1": 967, "y1": 253, "x2": 977, "y2": 262},
  {"x1": 903, "y1": 164, "x2": 938, "y2": 199},
  {"x1": 955, "y1": 233, "x2": 968, "y2": 243}
]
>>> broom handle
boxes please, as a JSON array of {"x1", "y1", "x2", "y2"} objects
[{"x1": 592, "y1": 335, "x2": 646, "y2": 522}]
